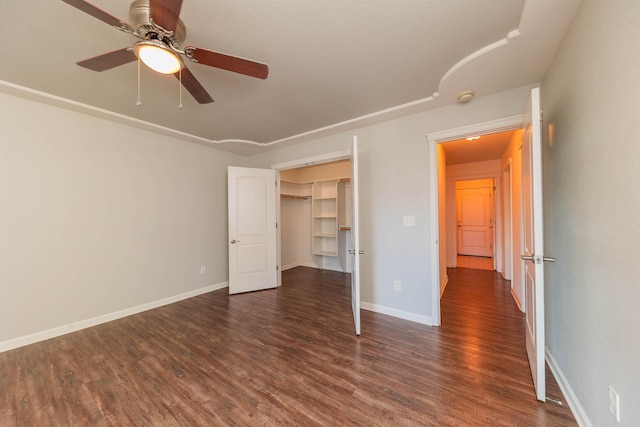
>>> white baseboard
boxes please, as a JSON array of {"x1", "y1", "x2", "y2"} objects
[
  {"x1": 282, "y1": 262, "x2": 349, "y2": 273},
  {"x1": 282, "y1": 261, "x2": 322, "y2": 271},
  {"x1": 546, "y1": 347, "x2": 592, "y2": 427},
  {"x1": 511, "y1": 287, "x2": 524, "y2": 312},
  {"x1": 361, "y1": 302, "x2": 433, "y2": 326},
  {"x1": 440, "y1": 275, "x2": 449, "y2": 298},
  {"x1": 0, "y1": 281, "x2": 229, "y2": 354}
]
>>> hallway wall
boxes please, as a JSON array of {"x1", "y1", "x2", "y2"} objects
[{"x1": 541, "y1": 0, "x2": 640, "y2": 425}]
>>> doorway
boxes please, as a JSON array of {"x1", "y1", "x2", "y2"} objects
[
  {"x1": 270, "y1": 143, "x2": 362, "y2": 336},
  {"x1": 455, "y1": 178, "x2": 495, "y2": 257},
  {"x1": 427, "y1": 116, "x2": 524, "y2": 326},
  {"x1": 277, "y1": 158, "x2": 353, "y2": 275}
]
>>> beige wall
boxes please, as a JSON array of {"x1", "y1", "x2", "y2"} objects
[
  {"x1": 0, "y1": 92, "x2": 248, "y2": 348},
  {"x1": 541, "y1": 0, "x2": 640, "y2": 425}
]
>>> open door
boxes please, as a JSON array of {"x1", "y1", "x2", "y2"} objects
[
  {"x1": 228, "y1": 166, "x2": 277, "y2": 295},
  {"x1": 521, "y1": 87, "x2": 550, "y2": 402},
  {"x1": 349, "y1": 136, "x2": 361, "y2": 335}
]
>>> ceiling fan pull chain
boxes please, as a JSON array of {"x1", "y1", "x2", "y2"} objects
[
  {"x1": 178, "y1": 68, "x2": 183, "y2": 110},
  {"x1": 136, "y1": 57, "x2": 142, "y2": 107}
]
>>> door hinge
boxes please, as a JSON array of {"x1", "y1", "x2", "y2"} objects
[
  {"x1": 276, "y1": 222, "x2": 278, "y2": 229},
  {"x1": 540, "y1": 110, "x2": 544, "y2": 122},
  {"x1": 277, "y1": 265, "x2": 279, "y2": 270}
]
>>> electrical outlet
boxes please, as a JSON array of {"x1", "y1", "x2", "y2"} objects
[
  {"x1": 609, "y1": 386, "x2": 620, "y2": 422},
  {"x1": 394, "y1": 280, "x2": 402, "y2": 292},
  {"x1": 403, "y1": 215, "x2": 415, "y2": 227},
  {"x1": 200, "y1": 266, "x2": 206, "y2": 275}
]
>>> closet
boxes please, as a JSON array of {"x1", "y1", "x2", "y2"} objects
[{"x1": 279, "y1": 160, "x2": 352, "y2": 273}]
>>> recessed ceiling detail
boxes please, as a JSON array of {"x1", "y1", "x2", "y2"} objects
[{"x1": 0, "y1": 0, "x2": 581, "y2": 155}]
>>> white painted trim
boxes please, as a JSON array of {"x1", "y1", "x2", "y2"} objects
[
  {"x1": 440, "y1": 275, "x2": 449, "y2": 298},
  {"x1": 0, "y1": 281, "x2": 229, "y2": 354},
  {"x1": 427, "y1": 115, "x2": 525, "y2": 143},
  {"x1": 546, "y1": 347, "x2": 592, "y2": 427},
  {"x1": 511, "y1": 288, "x2": 524, "y2": 313},
  {"x1": 427, "y1": 114, "x2": 525, "y2": 329},
  {"x1": 361, "y1": 302, "x2": 433, "y2": 326},
  {"x1": 447, "y1": 170, "x2": 503, "y2": 270},
  {"x1": 270, "y1": 149, "x2": 351, "y2": 171},
  {"x1": 428, "y1": 139, "x2": 441, "y2": 326},
  {"x1": 272, "y1": 147, "x2": 353, "y2": 295},
  {"x1": 282, "y1": 262, "x2": 321, "y2": 271}
]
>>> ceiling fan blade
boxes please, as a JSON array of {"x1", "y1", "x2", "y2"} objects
[
  {"x1": 150, "y1": 0, "x2": 183, "y2": 32},
  {"x1": 186, "y1": 47, "x2": 269, "y2": 80},
  {"x1": 62, "y1": 0, "x2": 132, "y2": 32},
  {"x1": 77, "y1": 48, "x2": 137, "y2": 72},
  {"x1": 175, "y1": 67, "x2": 214, "y2": 104}
]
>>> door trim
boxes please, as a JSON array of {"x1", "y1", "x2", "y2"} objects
[
  {"x1": 426, "y1": 114, "x2": 524, "y2": 326},
  {"x1": 270, "y1": 149, "x2": 351, "y2": 171},
  {"x1": 270, "y1": 149, "x2": 352, "y2": 286}
]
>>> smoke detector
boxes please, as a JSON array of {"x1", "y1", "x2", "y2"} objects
[{"x1": 457, "y1": 90, "x2": 475, "y2": 104}]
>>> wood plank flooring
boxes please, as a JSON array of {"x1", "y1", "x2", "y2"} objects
[
  {"x1": 0, "y1": 266, "x2": 576, "y2": 426},
  {"x1": 456, "y1": 255, "x2": 495, "y2": 271}
]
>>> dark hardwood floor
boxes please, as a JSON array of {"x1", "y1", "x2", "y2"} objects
[{"x1": 0, "y1": 266, "x2": 576, "y2": 426}]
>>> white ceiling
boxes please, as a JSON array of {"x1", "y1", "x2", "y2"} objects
[{"x1": 0, "y1": 0, "x2": 580, "y2": 156}]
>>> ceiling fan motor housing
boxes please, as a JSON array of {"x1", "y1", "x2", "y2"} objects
[{"x1": 130, "y1": 0, "x2": 186, "y2": 48}]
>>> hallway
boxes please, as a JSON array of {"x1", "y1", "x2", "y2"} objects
[{"x1": 441, "y1": 267, "x2": 574, "y2": 424}]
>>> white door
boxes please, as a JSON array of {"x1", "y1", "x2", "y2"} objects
[
  {"x1": 350, "y1": 136, "x2": 361, "y2": 335},
  {"x1": 456, "y1": 184, "x2": 493, "y2": 257},
  {"x1": 521, "y1": 87, "x2": 546, "y2": 401},
  {"x1": 228, "y1": 166, "x2": 277, "y2": 295}
]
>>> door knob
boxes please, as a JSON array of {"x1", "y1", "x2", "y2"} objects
[
  {"x1": 521, "y1": 255, "x2": 534, "y2": 261},
  {"x1": 230, "y1": 239, "x2": 240, "y2": 244}
]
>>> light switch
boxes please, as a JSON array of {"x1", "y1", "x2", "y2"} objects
[{"x1": 403, "y1": 215, "x2": 415, "y2": 227}]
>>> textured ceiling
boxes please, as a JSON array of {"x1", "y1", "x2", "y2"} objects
[{"x1": 0, "y1": 0, "x2": 580, "y2": 155}]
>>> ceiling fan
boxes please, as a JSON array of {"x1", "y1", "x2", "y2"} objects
[{"x1": 62, "y1": 0, "x2": 269, "y2": 104}]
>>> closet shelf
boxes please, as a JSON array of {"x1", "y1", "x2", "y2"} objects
[
  {"x1": 314, "y1": 250, "x2": 338, "y2": 257},
  {"x1": 281, "y1": 194, "x2": 310, "y2": 200}
]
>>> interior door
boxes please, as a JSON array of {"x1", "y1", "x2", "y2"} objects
[
  {"x1": 228, "y1": 166, "x2": 277, "y2": 295},
  {"x1": 521, "y1": 87, "x2": 546, "y2": 401},
  {"x1": 349, "y1": 136, "x2": 361, "y2": 335},
  {"x1": 456, "y1": 183, "x2": 493, "y2": 257}
]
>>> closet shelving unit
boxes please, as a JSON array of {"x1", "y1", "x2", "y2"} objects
[
  {"x1": 311, "y1": 180, "x2": 338, "y2": 257},
  {"x1": 280, "y1": 180, "x2": 311, "y2": 200}
]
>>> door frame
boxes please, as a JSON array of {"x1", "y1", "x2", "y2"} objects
[
  {"x1": 501, "y1": 159, "x2": 513, "y2": 281},
  {"x1": 427, "y1": 114, "x2": 524, "y2": 326},
  {"x1": 270, "y1": 149, "x2": 351, "y2": 286},
  {"x1": 454, "y1": 178, "x2": 496, "y2": 259},
  {"x1": 448, "y1": 173, "x2": 500, "y2": 268}
]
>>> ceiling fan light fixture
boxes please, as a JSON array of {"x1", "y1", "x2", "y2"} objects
[{"x1": 134, "y1": 40, "x2": 183, "y2": 74}]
